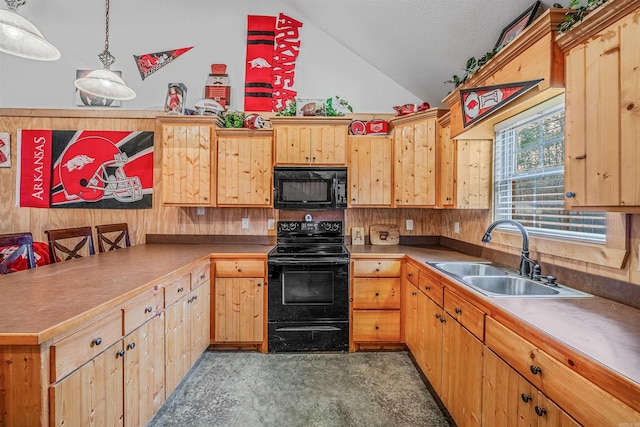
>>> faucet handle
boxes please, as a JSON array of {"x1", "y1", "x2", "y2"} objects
[
  {"x1": 543, "y1": 275, "x2": 557, "y2": 286},
  {"x1": 531, "y1": 263, "x2": 542, "y2": 280}
]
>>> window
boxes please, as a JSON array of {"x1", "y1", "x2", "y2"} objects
[{"x1": 493, "y1": 98, "x2": 606, "y2": 243}]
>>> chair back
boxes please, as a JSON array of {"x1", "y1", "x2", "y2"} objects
[
  {"x1": 45, "y1": 227, "x2": 95, "y2": 263},
  {"x1": 0, "y1": 232, "x2": 36, "y2": 273},
  {"x1": 95, "y1": 223, "x2": 131, "y2": 253}
]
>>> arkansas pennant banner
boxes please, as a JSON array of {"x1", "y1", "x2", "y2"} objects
[
  {"x1": 244, "y1": 14, "x2": 302, "y2": 112},
  {"x1": 18, "y1": 130, "x2": 154, "y2": 209},
  {"x1": 460, "y1": 79, "x2": 543, "y2": 127},
  {"x1": 133, "y1": 46, "x2": 194, "y2": 80}
]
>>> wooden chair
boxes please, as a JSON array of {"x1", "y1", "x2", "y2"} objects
[
  {"x1": 95, "y1": 223, "x2": 131, "y2": 253},
  {"x1": 45, "y1": 227, "x2": 95, "y2": 263},
  {"x1": 0, "y1": 232, "x2": 36, "y2": 273}
]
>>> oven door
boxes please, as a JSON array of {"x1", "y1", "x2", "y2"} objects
[{"x1": 268, "y1": 258, "x2": 349, "y2": 322}]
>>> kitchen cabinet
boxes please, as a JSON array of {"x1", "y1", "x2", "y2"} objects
[
  {"x1": 391, "y1": 109, "x2": 447, "y2": 207},
  {"x1": 483, "y1": 349, "x2": 580, "y2": 427},
  {"x1": 486, "y1": 316, "x2": 640, "y2": 426},
  {"x1": 437, "y1": 112, "x2": 492, "y2": 209},
  {"x1": 164, "y1": 262, "x2": 211, "y2": 397},
  {"x1": 351, "y1": 258, "x2": 402, "y2": 347},
  {"x1": 558, "y1": 1, "x2": 640, "y2": 210},
  {"x1": 347, "y1": 135, "x2": 393, "y2": 207},
  {"x1": 403, "y1": 263, "x2": 420, "y2": 354},
  {"x1": 271, "y1": 117, "x2": 351, "y2": 165},
  {"x1": 159, "y1": 118, "x2": 216, "y2": 206},
  {"x1": 216, "y1": 128, "x2": 273, "y2": 207},
  {"x1": 213, "y1": 259, "x2": 265, "y2": 344}
]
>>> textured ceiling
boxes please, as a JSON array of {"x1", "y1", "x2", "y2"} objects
[{"x1": 280, "y1": 0, "x2": 568, "y2": 107}]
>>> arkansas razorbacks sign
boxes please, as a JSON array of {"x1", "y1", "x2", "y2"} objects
[
  {"x1": 460, "y1": 79, "x2": 543, "y2": 127},
  {"x1": 18, "y1": 130, "x2": 154, "y2": 209}
]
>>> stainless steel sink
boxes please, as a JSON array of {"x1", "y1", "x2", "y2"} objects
[
  {"x1": 435, "y1": 262, "x2": 507, "y2": 277},
  {"x1": 461, "y1": 276, "x2": 591, "y2": 298}
]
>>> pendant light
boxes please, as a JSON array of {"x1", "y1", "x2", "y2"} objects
[
  {"x1": 0, "y1": 0, "x2": 60, "y2": 60},
  {"x1": 74, "y1": 0, "x2": 135, "y2": 101}
]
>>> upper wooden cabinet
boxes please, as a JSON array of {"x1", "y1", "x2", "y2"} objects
[
  {"x1": 159, "y1": 117, "x2": 216, "y2": 206},
  {"x1": 437, "y1": 113, "x2": 492, "y2": 209},
  {"x1": 271, "y1": 117, "x2": 351, "y2": 165},
  {"x1": 442, "y1": 9, "x2": 567, "y2": 139},
  {"x1": 391, "y1": 109, "x2": 447, "y2": 207},
  {"x1": 216, "y1": 128, "x2": 273, "y2": 207},
  {"x1": 348, "y1": 135, "x2": 393, "y2": 207},
  {"x1": 557, "y1": 0, "x2": 640, "y2": 211}
]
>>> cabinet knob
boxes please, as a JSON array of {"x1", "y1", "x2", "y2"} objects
[
  {"x1": 117, "y1": 350, "x2": 126, "y2": 358},
  {"x1": 375, "y1": 325, "x2": 379, "y2": 330},
  {"x1": 535, "y1": 406, "x2": 547, "y2": 417},
  {"x1": 455, "y1": 307, "x2": 462, "y2": 314},
  {"x1": 200, "y1": 274, "x2": 206, "y2": 280},
  {"x1": 203, "y1": 197, "x2": 208, "y2": 201},
  {"x1": 257, "y1": 283, "x2": 262, "y2": 287},
  {"x1": 127, "y1": 342, "x2": 136, "y2": 350},
  {"x1": 565, "y1": 191, "x2": 576, "y2": 198},
  {"x1": 424, "y1": 285, "x2": 431, "y2": 291},
  {"x1": 412, "y1": 291, "x2": 417, "y2": 296},
  {"x1": 178, "y1": 287, "x2": 184, "y2": 293},
  {"x1": 92, "y1": 337, "x2": 102, "y2": 346},
  {"x1": 435, "y1": 313, "x2": 441, "y2": 319},
  {"x1": 306, "y1": 156, "x2": 309, "y2": 161},
  {"x1": 530, "y1": 365, "x2": 542, "y2": 375},
  {"x1": 440, "y1": 317, "x2": 446, "y2": 324},
  {"x1": 237, "y1": 268, "x2": 242, "y2": 272},
  {"x1": 375, "y1": 268, "x2": 380, "y2": 272},
  {"x1": 521, "y1": 393, "x2": 532, "y2": 403},
  {"x1": 193, "y1": 295, "x2": 198, "y2": 301},
  {"x1": 375, "y1": 292, "x2": 379, "y2": 297},
  {"x1": 408, "y1": 273, "x2": 413, "y2": 277},
  {"x1": 145, "y1": 306, "x2": 153, "y2": 313},
  {"x1": 312, "y1": 157, "x2": 316, "y2": 161},
  {"x1": 352, "y1": 198, "x2": 356, "y2": 202}
]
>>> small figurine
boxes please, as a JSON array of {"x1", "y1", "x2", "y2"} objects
[{"x1": 393, "y1": 101, "x2": 431, "y2": 116}]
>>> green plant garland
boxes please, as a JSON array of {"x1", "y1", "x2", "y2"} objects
[{"x1": 557, "y1": 0, "x2": 609, "y2": 33}]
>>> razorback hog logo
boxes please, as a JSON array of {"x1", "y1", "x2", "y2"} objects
[
  {"x1": 249, "y1": 57, "x2": 271, "y2": 69},
  {"x1": 63, "y1": 154, "x2": 95, "y2": 172}
]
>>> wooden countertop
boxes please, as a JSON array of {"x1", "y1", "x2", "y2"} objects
[
  {"x1": 0, "y1": 243, "x2": 271, "y2": 345},
  {"x1": 350, "y1": 244, "x2": 640, "y2": 398}
]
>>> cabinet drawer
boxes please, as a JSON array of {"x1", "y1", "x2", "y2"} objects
[
  {"x1": 418, "y1": 271, "x2": 444, "y2": 306},
  {"x1": 191, "y1": 261, "x2": 210, "y2": 290},
  {"x1": 444, "y1": 289, "x2": 485, "y2": 341},
  {"x1": 51, "y1": 310, "x2": 123, "y2": 382},
  {"x1": 352, "y1": 260, "x2": 402, "y2": 277},
  {"x1": 164, "y1": 274, "x2": 191, "y2": 308},
  {"x1": 352, "y1": 310, "x2": 401, "y2": 342},
  {"x1": 352, "y1": 278, "x2": 400, "y2": 310},
  {"x1": 215, "y1": 260, "x2": 265, "y2": 277},
  {"x1": 485, "y1": 317, "x2": 640, "y2": 426},
  {"x1": 406, "y1": 263, "x2": 419, "y2": 286},
  {"x1": 123, "y1": 285, "x2": 163, "y2": 335}
]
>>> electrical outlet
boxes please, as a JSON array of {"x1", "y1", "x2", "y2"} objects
[
  {"x1": 242, "y1": 218, "x2": 250, "y2": 229},
  {"x1": 406, "y1": 219, "x2": 414, "y2": 231},
  {"x1": 454, "y1": 222, "x2": 460, "y2": 234},
  {"x1": 268, "y1": 219, "x2": 275, "y2": 230},
  {"x1": 196, "y1": 207, "x2": 205, "y2": 216}
]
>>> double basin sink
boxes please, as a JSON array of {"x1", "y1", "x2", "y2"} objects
[{"x1": 433, "y1": 262, "x2": 591, "y2": 298}]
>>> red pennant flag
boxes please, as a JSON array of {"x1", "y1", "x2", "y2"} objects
[
  {"x1": 460, "y1": 79, "x2": 543, "y2": 127},
  {"x1": 133, "y1": 46, "x2": 194, "y2": 80},
  {"x1": 244, "y1": 16, "x2": 277, "y2": 111}
]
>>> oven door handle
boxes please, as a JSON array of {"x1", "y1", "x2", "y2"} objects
[
  {"x1": 268, "y1": 258, "x2": 350, "y2": 265},
  {"x1": 275, "y1": 326, "x2": 342, "y2": 332}
]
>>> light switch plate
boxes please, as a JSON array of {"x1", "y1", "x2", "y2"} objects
[
  {"x1": 197, "y1": 207, "x2": 205, "y2": 216},
  {"x1": 242, "y1": 218, "x2": 250, "y2": 229},
  {"x1": 406, "y1": 219, "x2": 414, "y2": 231},
  {"x1": 268, "y1": 219, "x2": 275, "y2": 230},
  {"x1": 454, "y1": 222, "x2": 460, "y2": 234}
]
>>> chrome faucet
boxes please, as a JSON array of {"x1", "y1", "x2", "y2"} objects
[{"x1": 481, "y1": 219, "x2": 540, "y2": 279}]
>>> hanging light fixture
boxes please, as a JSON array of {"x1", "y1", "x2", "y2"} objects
[
  {"x1": 0, "y1": 0, "x2": 60, "y2": 60},
  {"x1": 74, "y1": 0, "x2": 135, "y2": 101}
]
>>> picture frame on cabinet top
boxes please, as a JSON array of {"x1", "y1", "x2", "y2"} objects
[{"x1": 494, "y1": 1, "x2": 542, "y2": 51}]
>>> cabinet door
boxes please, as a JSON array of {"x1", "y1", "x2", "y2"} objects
[
  {"x1": 404, "y1": 281, "x2": 419, "y2": 354},
  {"x1": 214, "y1": 277, "x2": 264, "y2": 342},
  {"x1": 124, "y1": 315, "x2": 165, "y2": 427},
  {"x1": 164, "y1": 295, "x2": 191, "y2": 397},
  {"x1": 190, "y1": 282, "x2": 211, "y2": 361},
  {"x1": 393, "y1": 119, "x2": 437, "y2": 207},
  {"x1": 348, "y1": 136, "x2": 392, "y2": 207},
  {"x1": 535, "y1": 393, "x2": 581, "y2": 427},
  {"x1": 274, "y1": 125, "x2": 311, "y2": 164},
  {"x1": 453, "y1": 139, "x2": 492, "y2": 209},
  {"x1": 437, "y1": 122, "x2": 455, "y2": 207},
  {"x1": 217, "y1": 134, "x2": 272, "y2": 206},
  {"x1": 442, "y1": 312, "x2": 483, "y2": 427},
  {"x1": 50, "y1": 342, "x2": 124, "y2": 427},
  {"x1": 274, "y1": 125, "x2": 347, "y2": 165},
  {"x1": 161, "y1": 124, "x2": 214, "y2": 206},
  {"x1": 417, "y1": 292, "x2": 443, "y2": 395}
]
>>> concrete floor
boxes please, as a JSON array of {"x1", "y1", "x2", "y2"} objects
[{"x1": 148, "y1": 351, "x2": 450, "y2": 427}]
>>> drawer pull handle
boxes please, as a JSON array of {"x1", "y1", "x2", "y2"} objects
[
  {"x1": 535, "y1": 406, "x2": 547, "y2": 417},
  {"x1": 521, "y1": 393, "x2": 532, "y2": 403},
  {"x1": 117, "y1": 350, "x2": 126, "y2": 358},
  {"x1": 530, "y1": 365, "x2": 542, "y2": 375},
  {"x1": 178, "y1": 287, "x2": 184, "y2": 293},
  {"x1": 424, "y1": 286, "x2": 431, "y2": 291},
  {"x1": 455, "y1": 307, "x2": 462, "y2": 314},
  {"x1": 145, "y1": 306, "x2": 153, "y2": 313},
  {"x1": 127, "y1": 342, "x2": 136, "y2": 350},
  {"x1": 92, "y1": 337, "x2": 102, "y2": 346}
]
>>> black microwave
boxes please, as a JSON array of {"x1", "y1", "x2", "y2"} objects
[{"x1": 273, "y1": 166, "x2": 347, "y2": 210}]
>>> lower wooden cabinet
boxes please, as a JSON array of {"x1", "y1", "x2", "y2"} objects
[
  {"x1": 483, "y1": 349, "x2": 579, "y2": 427},
  {"x1": 352, "y1": 310, "x2": 401, "y2": 342},
  {"x1": 214, "y1": 277, "x2": 264, "y2": 342}
]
